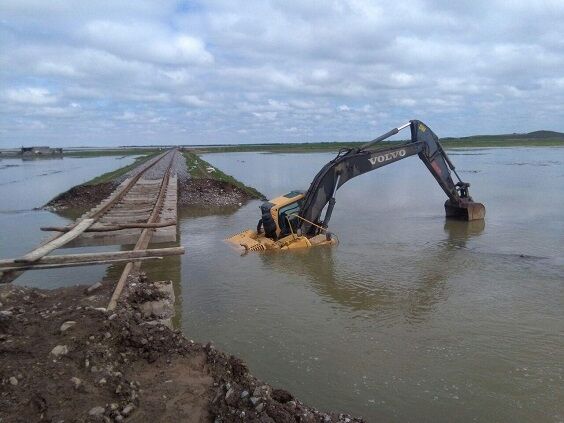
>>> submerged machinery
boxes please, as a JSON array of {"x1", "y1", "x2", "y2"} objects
[{"x1": 227, "y1": 120, "x2": 485, "y2": 252}]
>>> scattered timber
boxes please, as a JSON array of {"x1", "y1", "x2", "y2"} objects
[
  {"x1": 0, "y1": 257, "x2": 163, "y2": 272},
  {"x1": 107, "y1": 152, "x2": 175, "y2": 311},
  {"x1": 40, "y1": 221, "x2": 177, "y2": 232},
  {"x1": 16, "y1": 219, "x2": 95, "y2": 263},
  {"x1": 0, "y1": 247, "x2": 184, "y2": 270},
  {"x1": 0, "y1": 149, "x2": 180, "y2": 286}
]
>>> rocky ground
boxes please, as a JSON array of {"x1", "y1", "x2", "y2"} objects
[
  {"x1": 44, "y1": 151, "x2": 258, "y2": 213},
  {"x1": 45, "y1": 182, "x2": 117, "y2": 213},
  {"x1": 177, "y1": 178, "x2": 254, "y2": 208},
  {"x1": 0, "y1": 276, "x2": 364, "y2": 423}
]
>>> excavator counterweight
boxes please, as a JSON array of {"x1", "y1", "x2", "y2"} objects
[{"x1": 226, "y1": 120, "x2": 485, "y2": 252}]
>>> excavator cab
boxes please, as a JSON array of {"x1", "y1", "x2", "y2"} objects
[
  {"x1": 259, "y1": 191, "x2": 304, "y2": 239},
  {"x1": 227, "y1": 190, "x2": 336, "y2": 252}
]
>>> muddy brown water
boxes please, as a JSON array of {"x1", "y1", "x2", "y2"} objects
[{"x1": 2, "y1": 148, "x2": 563, "y2": 422}]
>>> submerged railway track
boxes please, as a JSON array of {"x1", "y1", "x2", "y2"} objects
[{"x1": 0, "y1": 149, "x2": 183, "y2": 308}]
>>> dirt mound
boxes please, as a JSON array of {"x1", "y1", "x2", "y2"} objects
[
  {"x1": 44, "y1": 177, "x2": 256, "y2": 213},
  {"x1": 0, "y1": 277, "x2": 364, "y2": 423},
  {"x1": 44, "y1": 181, "x2": 117, "y2": 212},
  {"x1": 178, "y1": 178, "x2": 256, "y2": 208}
]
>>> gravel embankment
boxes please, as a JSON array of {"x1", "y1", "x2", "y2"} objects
[
  {"x1": 44, "y1": 150, "x2": 257, "y2": 212},
  {"x1": 0, "y1": 276, "x2": 364, "y2": 423}
]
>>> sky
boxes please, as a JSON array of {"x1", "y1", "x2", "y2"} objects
[{"x1": 1, "y1": 0, "x2": 563, "y2": 147}]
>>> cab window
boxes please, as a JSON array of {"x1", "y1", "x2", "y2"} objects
[{"x1": 278, "y1": 201, "x2": 301, "y2": 236}]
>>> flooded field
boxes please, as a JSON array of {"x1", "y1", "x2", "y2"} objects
[
  {"x1": 0, "y1": 155, "x2": 137, "y2": 286},
  {"x1": 185, "y1": 147, "x2": 564, "y2": 422},
  {"x1": 1, "y1": 147, "x2": 563, "y2": 422}
]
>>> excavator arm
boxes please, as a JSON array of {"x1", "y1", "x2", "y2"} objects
[{"x1": 298, "y1": 120, "x2": 485, "y2": 235}]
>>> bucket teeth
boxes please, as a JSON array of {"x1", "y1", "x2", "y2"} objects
[
  {"x1": 225, "y1": 229, "x2": 266, "y2": 251},
  {"x1": 249, "y1": 244, "x2": 266, "y2": 252}
]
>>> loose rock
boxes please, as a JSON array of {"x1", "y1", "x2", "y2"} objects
[
  {"x1": 121, "y1": 403, "x2": 135, "y2": 417},
  {"x1": 70, "y1": 377, "x2": 82, "y2": 390},
  {"x1": 86, "y1": 282, "x2": 103, "y2": 293},
  {"x1": 0, "y1": 273, "x2": 364, "y2": 423},
  {"x1": 88, "y1": 406, "x2": 105, "y2": 416},
  {"x1": 60, "y1": 320, "x2": 76, "y2": 332},
  {"x1": 50, "y1": 344, "x2": 69, "y2": 357}
]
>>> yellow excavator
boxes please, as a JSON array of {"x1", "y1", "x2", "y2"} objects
[{"x1": 227, "y1": 120, "x2": 485, "y2": 252}]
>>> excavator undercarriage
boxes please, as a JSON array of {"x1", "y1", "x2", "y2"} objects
[{"x1": 226, "y1": 120, "x2": 485, "y2": 252}]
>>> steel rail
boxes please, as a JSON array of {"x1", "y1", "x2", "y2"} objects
[
  {"x1": 107, "y1": 150, "x2": 176, "y2": 310},
  {"x1": 0, "y1": 150, "x2": 175, "y2": 283}
]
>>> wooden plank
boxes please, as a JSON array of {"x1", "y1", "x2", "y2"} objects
[
  {"x1": 116, "y1": 199, "x2": 155, "y2": 205},
  {"x1": 67, "y1": 170, "x2": 177, "y2": 248},
  {"x1": 15, "y1": 219, "x2": 95, "y2": 263},
  {"x1": 63, "y1": 230, "x2": 175, "y2": 247},
  {"x1": 98, "y1": 212, "x2": 151, "y2": 218},
  {"x1": 110, "y1": 207, "x2": 153, "y2": 212},
  {"x1": 107, "y1": 154, "x2": 175, "y2": 311},
  {"x1": 0, "y1": 247, "x2": 184, "y2": 270},
  {"x1": 98, "y1": 217, "x2": 151, "y2": 224},
  {"x1": 1, "y1": 151, "x2": 174, "y2": 283},
  {"x1": 0, "y1": 256, "x2": 162, "y2": 272},
  {"x1": 40, "y1": 221, "x2": 176, "y2": 232}
]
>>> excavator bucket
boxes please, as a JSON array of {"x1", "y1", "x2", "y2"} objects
[{"x1": 445, "y1": 200, "x2": 486, "y2": 221}]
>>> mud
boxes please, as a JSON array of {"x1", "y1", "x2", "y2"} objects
[
  {"x1": 44, "y1": 181, "x2": 117, "y2": 212},
  {"x1": 0, "y1": 276, "x2": 364, "y2": 422}
]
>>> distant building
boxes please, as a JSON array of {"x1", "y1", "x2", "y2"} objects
[{"x1": 21, "y1": 146, "x2": 63, "y2": 156}]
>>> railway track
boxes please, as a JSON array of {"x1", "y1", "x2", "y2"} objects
[{"x1": 0, "y1": 149, "x2": 184, "y2": 309}]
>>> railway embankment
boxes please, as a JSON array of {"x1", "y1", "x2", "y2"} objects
[
  {"x1": 178, "y1": 151, "x2": 265, "y2": 208},
  {"x1": 44, "y1": 150, "x2": 263, "y2": 213},
  {"x1": 0, "y1": 152, "x2": 364, "y2": 422}
]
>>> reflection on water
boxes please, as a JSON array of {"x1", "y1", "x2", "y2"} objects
[{"x1": 259, "y1": 219, "x2": 486, "y2": 324}]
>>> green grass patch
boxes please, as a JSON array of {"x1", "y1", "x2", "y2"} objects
[
  {"x1": 64, "y1": 148, "x2": 162, "y2": 158},
  {"x1": 84, "y1": 152, "x2": 158, "y2": 185},
  {"x1": 190, "y1": 134, "x2": 564, "y2": 154},
  {"x1": 183, "y1": 151, "x2": 264, "y2": 199},
  {"x1": 440, "y1": 137, "x2": 564, "y2": 148}
]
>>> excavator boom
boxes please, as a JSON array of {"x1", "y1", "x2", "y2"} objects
[
  {"x1": 298, "y1": 120, "x2": 485, "y2": 235},
  {"x1": 226, "y1": 120, "x2": 485, "y2": 252}
]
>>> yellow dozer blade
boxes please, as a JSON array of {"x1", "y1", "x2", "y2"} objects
[{"x1": 225, "y1": 229, "x2": 336, "y2": 253}]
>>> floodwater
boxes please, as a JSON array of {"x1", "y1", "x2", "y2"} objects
[
  {"x1": 182, "y1": 148, "x2": 564, "y2": 422},
  {"x1": 0, "y1": 155, "x2": 137, "y2": 286},
  {"x1": 2, "y1": 148, "x2": 563, "y2": 422}
]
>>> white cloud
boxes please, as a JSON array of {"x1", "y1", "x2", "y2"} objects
[
  {"x1": 252, "y1": 111, "x2": 278, "y2": 120},
  {"x1": 0, "y1": 0, "x2": 563, "y2": 146},
  {"x1": 180, "y1": 95, "x2": 207, "y2": 107},
  {"x1": 4, "y1": 87, "x2": 57, "y2": 105},
  {"x1": 36, "y1": 61, "x2": 78, "y2": 77},
  {"x1": 83, "y1": 21, "x2": 213, "y2": 65}
]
